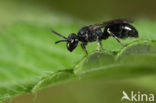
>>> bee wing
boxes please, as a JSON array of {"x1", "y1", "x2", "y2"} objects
[{"x1": 89, "y1": 18, "x2": 134, "y2": 30}]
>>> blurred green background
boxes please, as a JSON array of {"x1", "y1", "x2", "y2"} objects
[
  {"x1": 1, "y1": 0, "x2": 156, "y2": 103},
  {"x1": 1, "y1": 0, "x2": 156, "y2": 24},
  {"x1": 7, "y1": 0, "x2": 156, "y2": 20}
]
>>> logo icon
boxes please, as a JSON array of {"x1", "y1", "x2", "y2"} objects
[
  {"x1": 121, "y1": 91, "x2": 131, "y2": 101},
  {"x1": 121, "y1": 91, "x2": 155, "y2": 102}
]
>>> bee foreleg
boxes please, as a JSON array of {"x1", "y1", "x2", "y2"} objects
[{"x1": 81, "y1": 42, "x2": 88, "y2": 56}]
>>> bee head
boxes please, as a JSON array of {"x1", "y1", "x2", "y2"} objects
[
  {"x1": 50, "y1": 29, "x2": 79, "y2": 52},
  {"x1": 66, "y1": 33, "x2": 79, "y2": 52}
]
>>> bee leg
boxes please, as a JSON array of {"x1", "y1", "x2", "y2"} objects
[
  {"x1": 97, "y1": 37, "x2": 102, "y2": 56},
  {"x1": 107, "y1": 28, "x2": 125, "y2": 47},
  {"x1": 99, "y1": 41, "x2": 104, "y2": 50},
  {"x1": 81, "y1": 42, "x2": 88, "y2": 56}
]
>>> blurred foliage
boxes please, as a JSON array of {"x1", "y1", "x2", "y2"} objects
[{"x1": 5, "y1": 0, "x2": 156, "y2": 21}]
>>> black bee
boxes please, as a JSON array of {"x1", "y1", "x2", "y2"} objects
[{"x1": 50, "y1": 18, "x2": 138, "y2": 55}]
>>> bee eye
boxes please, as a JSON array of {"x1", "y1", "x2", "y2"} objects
[{"x1": 71, "y1": 39, "x2": 74, "y2": 43}]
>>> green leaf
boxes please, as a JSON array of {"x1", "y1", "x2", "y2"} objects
[
  {"x1": 1, "y1": 11, "x2": 156, "y2": 103},
  {"x1": 75, "y1": 40, "x2": 156, "y2": 74},
  {"x1": 0, "y1": 22, "x2": 82, "y2": 102}
]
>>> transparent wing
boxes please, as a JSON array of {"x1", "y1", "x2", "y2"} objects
[{"x1": 89, "y1": 18, "x2": 134, "y2": 30}]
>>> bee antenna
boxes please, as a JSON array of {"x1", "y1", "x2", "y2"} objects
[
  {"x1": 50, "y1": 28, "x2": 67, "y2": 39},
  {"x1": 55, "y1": 40, "x2": 67, "y2": 44}
]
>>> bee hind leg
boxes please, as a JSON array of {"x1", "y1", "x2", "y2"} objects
[{"x1": 107, "y1": 28, "x2": 125, "y2": 47}]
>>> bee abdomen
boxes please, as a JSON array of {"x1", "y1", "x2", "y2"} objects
[{"x1": 104, "y1": 23, "x2": 138, "y2": 38}]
